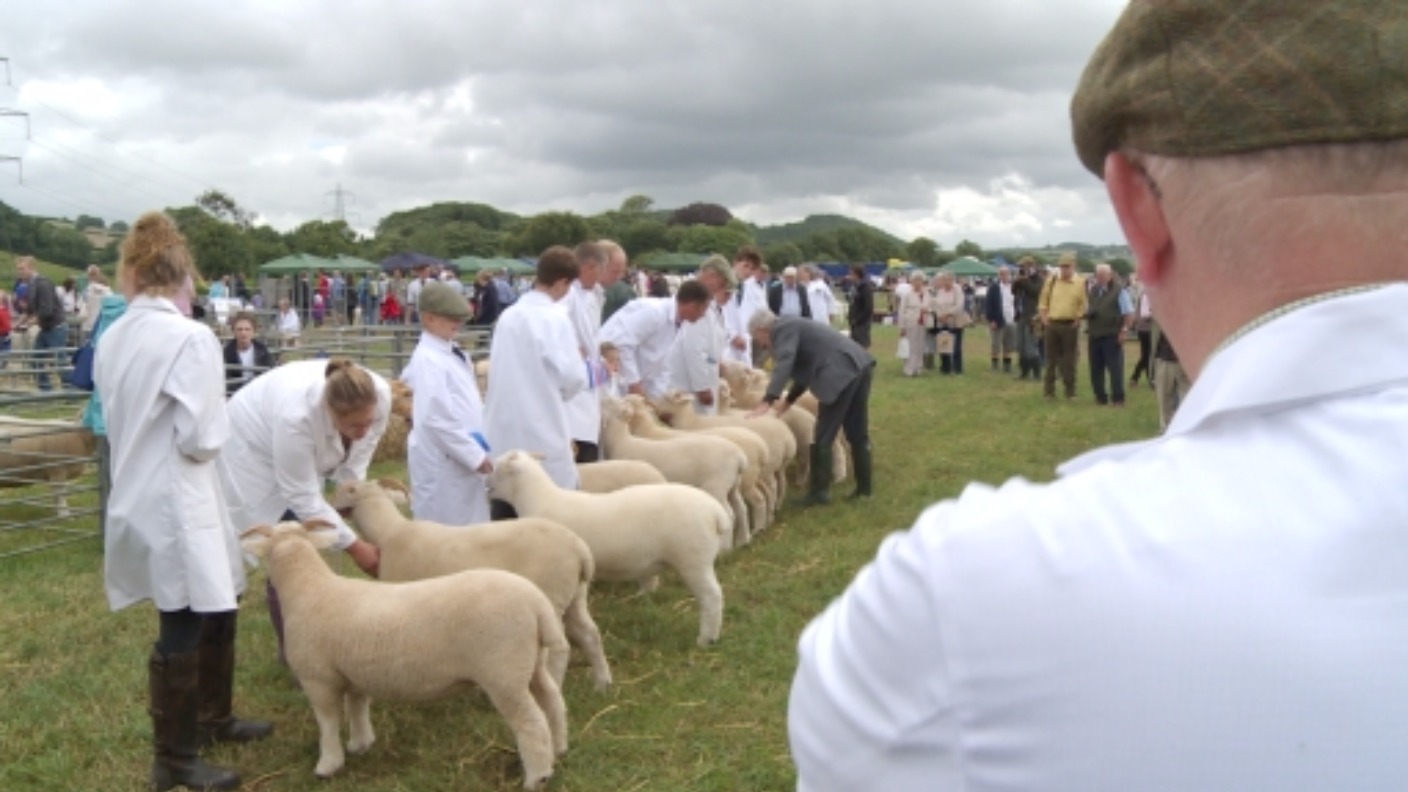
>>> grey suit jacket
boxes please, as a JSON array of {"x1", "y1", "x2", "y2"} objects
[{"x1": 765, "y1": 317, "x2": 875, "y2": 405}]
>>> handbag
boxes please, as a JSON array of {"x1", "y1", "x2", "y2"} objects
[
  {"x1": 69, "y1": 339, "x2": 95, "y2": 390},
  {"x1": 896, "y1": 336, "x2": 910, "y2": 359},
  {"x1": 935, "y1": 332, "x2": 955, "y2": 355}
]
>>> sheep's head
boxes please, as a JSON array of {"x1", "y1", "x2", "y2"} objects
[
  {"x1": 717, "y1": 382, "x2": 734, "y2": 410},
  {"x1": 239, "y1": 519, "x2": 341, "y2": 559},
  {"x1": 484, "y1": 450, "x2": 547, "y2": 501},
  {"x1": 389, "y1": 380, "x2": 414, "y2": 421},
  {"x1": 328, "y1": 478, "x2": 409, "y2": 511},
  {"x1": 600, "y1": 396, "x2": 630, "y2": 421}
]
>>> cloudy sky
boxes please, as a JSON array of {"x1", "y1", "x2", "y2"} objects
[{"x1": 0, "y1": 0, "x2": 1131, "y2": 249}]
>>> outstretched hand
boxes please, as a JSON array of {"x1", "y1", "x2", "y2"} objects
[
  {"x1": 346, "y1": 539, "x2": 380, "y2": 578},
  {"x1": 747, "y1": 403, "x2": 772, "y2": 419}
]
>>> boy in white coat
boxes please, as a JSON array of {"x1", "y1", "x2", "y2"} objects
[
  {"x1": 402, "y1": 282, "x2": 491, "y2": 525},
  {"x1": 483, "y1": 246, "x2": 589, "y2": 518}
]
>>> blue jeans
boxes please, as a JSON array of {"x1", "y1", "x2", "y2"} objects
[{"x1": 34, "y1": 326, "x2": 69, "y2": 391}]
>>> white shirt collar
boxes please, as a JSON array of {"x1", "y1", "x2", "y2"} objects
[{"x1": 1060, "y1": 284, "x2": 1408, "y2": 476}]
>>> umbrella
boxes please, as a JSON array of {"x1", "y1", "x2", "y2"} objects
[{"x1": 379, "y1": 251, "x2": 454, "y2": 274}]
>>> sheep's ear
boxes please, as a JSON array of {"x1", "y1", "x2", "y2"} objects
[
  {"x1": 376, "y1": 477, "x2": 411, "y2": 498},
  {"x1": 239, "y1": 524, "x2": 273, "y2": 556},
  {"x1": 329, "y1": 481, "x2": 358, "y2": 510},
  {"x1": 300, "y1": 519, "x2": 341, "y2": 550}
]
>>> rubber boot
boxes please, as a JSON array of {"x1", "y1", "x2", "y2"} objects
[
  {"x1": 848, "y1": 442, "x2": 873, "y2": 499},
  {"x1": 197, "y1": 615, "x2": 273, "y2": 747},
  {"x1": 150, "y1": 648, "x2": 241, "y2": 792},
  {"x1": 990, "y1": 358, "x2": 998, "y2": 371},
  {"x1": 792, "y1": 445, "x2": 832, "y2": 507},
  {"x1": 922, "y1": 353, "x2": 934, "y2": 371},
  {"x1": 1002, "y1": 358, "x2": 1012, "y2": 373}
]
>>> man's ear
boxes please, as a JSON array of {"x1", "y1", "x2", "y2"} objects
[{"x1": 1105, "y1": 151, "x2": 1173, "y2": 288}]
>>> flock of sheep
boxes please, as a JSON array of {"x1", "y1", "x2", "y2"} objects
[
  {"x1": 250, "y1": 359, "x2": 850, "y2": 788},
  {"x1": 2, "y1": 358, "x2": 849, "y2": 789}
]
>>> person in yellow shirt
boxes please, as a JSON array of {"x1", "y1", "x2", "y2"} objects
[{"x1": 1038, "y1": 253, "x2": 1087, "y2": 399}]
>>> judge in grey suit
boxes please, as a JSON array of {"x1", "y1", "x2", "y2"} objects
[{"x1": 747, "y1": 311, "x2": 875, "y2": 505}]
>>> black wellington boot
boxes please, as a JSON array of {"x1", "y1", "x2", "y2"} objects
[
  {"x1": 197, "y1": 615, "x2": 273, "y2": 747},
  {"x1": 150, "y1": 647, "x2": 241, "y2": 791},
  {"x1": 792, "y1": 444, "x2": 832, "y2": 507},
  {"x1": 848, "y1": 442, "x2": 873, "y2": 499}
]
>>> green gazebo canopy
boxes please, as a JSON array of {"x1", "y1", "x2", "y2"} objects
[
  {"x1": 940, "y1": 257, "x2": 999, "y2": 277},
  {"x1": 258, "y1": 253, "x2": 331, "y2": 274}
]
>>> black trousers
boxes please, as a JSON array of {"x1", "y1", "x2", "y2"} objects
[
  {"x1": 157, "y1": 609, "x2": 233, "y2": 655},
  {"x1": 812, "y1": 364, "x2": 874, "y2": 454},
  {"x1": 1089, "y1": 334, "x2": 1126, "y2": 404},
  {"x1": 1131, "y1": 330, "x2": 1152, "y2": 382},
  {"x1": 849, "y1": 321, "x2": 871, "y2": 350},
  {"x1": 573, "y1": 441, "x2": 600, "y2": 464}
]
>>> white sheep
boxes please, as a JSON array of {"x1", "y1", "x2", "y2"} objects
[
  {"x1": 0, "y1": 416, "x2": 96, "y2": 517},
  {"x1": 241, "y1": 520, "x2": 568, "y2": 790},
  {"x1": 653, "y1": 390, "x2": 797, "y2": 510},
  {"x1": 621, "y1": 396, "x2": 773, "y2": 546},
  {"x1": 577, "y1": 459, "x2": 668, "y2": 493},
  {"x1": 486, "y1": 451, "x2": 729, "y2": 647},
  {"x1": 599, "y1": 397, "x2": 748, "y2": 540},
  {"x1": 718, "y1": 375, "x2": 850, "y2": 484},
  {"x1": 330, "y1": 478, "x2": 613, "y2": 691}
]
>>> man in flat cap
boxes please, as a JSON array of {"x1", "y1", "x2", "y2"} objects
[{"x1": 789, "y1": 3, "x2": 1408, "y2": 790}]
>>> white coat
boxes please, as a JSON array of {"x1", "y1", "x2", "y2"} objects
[
  {"x1": 806, "y1": 280, "x2": 835, "y2": 324},
  {"x1": 483, "y1": 290, "x2": 588, "y2": 489},
  {"x1": 669, "y1": 302, "x2": 725, "y2": 414},
  {"x1": 220, "y1": 359, "x2": 391, "y2": 550},
  {"x1": 789, "y1": 284, "x2": 1408, "y2": 792},
  {"x1": 96, "y1": 296, "x2": 245, "y2": 613},
  {"x1": 598, "y1": 297, "x2": 683, "y2": 400},
  {"x1": 562, "y1": 280, "x2": 603, "y2": 445},
  {"x1": 719, "y1": 290, "x2": 752, "y2": 366},
  {"x1": 401, "y1": 332, "x2": 490, "y2": 525}
]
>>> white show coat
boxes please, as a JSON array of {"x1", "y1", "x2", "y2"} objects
[
  {"x1": 806, "y1": 280, "x2": 835, "y2": 324},
  {"x1": 719, "y1": 290, "x2": 752, "y2": 366},
  {"x1": 598, "y1": 297, "x2": 682, "y2": 400},
  {"x1": 562, "y1": 280, "x2": 603, "y2": 445},
  {"x1": 401, "y1": 332, "x2": 490, "y2": 525},
  {"x1": 789, "y1": 284, "x2": 1408, "y2": 792},
  {"x1": 221, "y1": 359, "x2": 391, "y2": 550},
  {"x1": 97, "y1": 296, "x2": 245, "y2": 612},
  {"x1": 483, "y1": 290, "x2": 589, "y2": 489},
  {"x1": 669, "y1": 302, "x2": 725, "y2": 414}
]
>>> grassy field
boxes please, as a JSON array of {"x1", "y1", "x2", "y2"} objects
[
  {"x1": 0, "y1": 324, "x2": 1159, "y2": 791},
  {"x1": 0, "y1": 252, "x2": 95, "y2": 289}
]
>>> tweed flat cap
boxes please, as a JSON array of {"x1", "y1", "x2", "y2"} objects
[
  {"x1": 418, "y1": 281, "x2": 472, "y2": 320},
  {"x1": 1071, "y1": 1, "x2": 1408, "y2": 177}
]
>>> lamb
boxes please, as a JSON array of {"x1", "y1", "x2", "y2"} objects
[
  {"x1": 653, "y1": 390, "x2": 797, "y2": 508},
  {"x1": 241, "y1": 520, "x2": 568, "y2": 790},
  {"x1": 621, "y1": 396, "x2": 773, "y2": 546},
  {"x1": 599, "y1": 397, "x2": 748, "y2": 544},
  {"x1": 330, "y1": 478, "x2": 612, "y2": 691},
  {"x1": 486, "y1": 451, "x2": 729, "y2": 647},
  {"x1": 0, "y1": 417, "x2": 96, "y2": 517},
  {"x1": 720, "y1": 361, "x2": 820, "y2": 416},
  {"x1": 718, "y1": 375, "x2": 850, "y2": 484},
  {"x1": 370, "y1": 379, "x2": 413, "y2": 464},
  {"x1": 577, "y1": 459, "x2": 668, "y2": 493}
]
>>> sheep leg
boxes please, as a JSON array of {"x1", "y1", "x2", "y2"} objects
[
  {"x1": 833, "y1": 437, "x2": 850, "y2": 483},
  {"x1": 774, "y1": 468, "x2": 788, "y2": 511},
  {"x1": 54, "y1": 483, "x2": 71, "y2": 519},
  {"x1": 563, "y1": 587, "x2": 612, "y2": 691},
  {"x1": 529, "y1": 657, "x2": 570, "y2": 756},
  {"x1": 744, "y1": 484, "x2": 768, "y2": 539},
  {"x1": 676, "y1": 564, "x2": 724, "y2": 647},
  {"x1": 483, "y1": 683, "x2": 556, "y2": 791},
  {"x1": 728, "y1": 486, "x2": 750, "y2": 548},
  {"x1": 793, "y1": 446, "x2": 811, "y2": 488},
  {"x1": 345, "y1": 691, "x2": 376, "y2": 755},
  {"x1": 305, "y1": 682, "x2": 348, "y2": 778},
  {"x1": 758, "y1": 476, "x2": 777, "y2": 518},
  {"x1": 638, "y1": 575, "x2": 660, "y2": 594}
]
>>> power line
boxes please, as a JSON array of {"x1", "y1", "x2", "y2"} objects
[
  {"x1": 26, "y1": 136, "x2": 180, "y2": 207},
  {"x1": 327, "y1": 183, "x2": 355, "y2": 222}
]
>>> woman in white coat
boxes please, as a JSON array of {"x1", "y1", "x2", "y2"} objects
[
  {"x1": 401, "y1": 282, "x2": 491, "y2": 525},
  {"x1": 221, "y1": 356, "x2": 389, "y2": 662},
  {"x1": 96, "y1": 211, "x2": 267, "y2": 792}
]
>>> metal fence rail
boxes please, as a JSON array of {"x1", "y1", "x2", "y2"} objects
[{"x1": 1, "y1": 322, "x2": 494, "y2": 561}]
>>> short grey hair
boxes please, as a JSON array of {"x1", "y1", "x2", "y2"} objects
[
  {"x1": 1094, "y1": 262, "x2": 1113, "y2": 276},
  {"x1": 698, "y1": 254, "x2": 737, "y2": 288},
  {"x1": 747, "y1": 309, "x2": 777, "y2": 335}
]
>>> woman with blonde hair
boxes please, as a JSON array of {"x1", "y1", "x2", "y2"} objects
[
  {"x1": 95, "y1": 211, "x2": 267, "y2": 791},
  {"x1": 896, "y1": 272, "x2": 930, "y2": 377},
  {"x1": 220, "y1": 356, "x2": 390, "y2": 662}
]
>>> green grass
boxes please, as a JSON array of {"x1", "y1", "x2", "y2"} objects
[
  {"x1": 0, "y1": 252, "x2": 98, "y2": 288},
  {"x1": 0, "y1": 325, "x2": 1158, "y2": 791}
]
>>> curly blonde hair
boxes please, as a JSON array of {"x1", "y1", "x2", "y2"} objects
[{"x1": 118, "y1": 211, "x2": 195, "y2": 295}]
